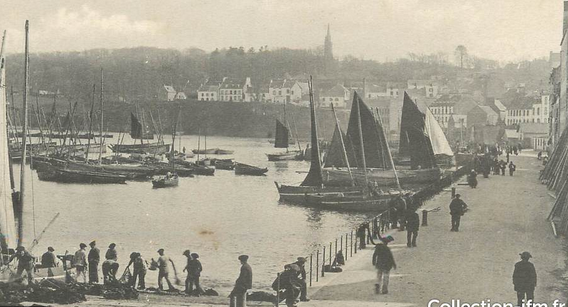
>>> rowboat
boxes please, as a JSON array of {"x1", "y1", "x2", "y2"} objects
[
  {"x1": 151, "y1": 173, "x2": 179, "y2": 188},
  {"x1": 234, "y1": 163, "x2": 268, "y2": 176}
]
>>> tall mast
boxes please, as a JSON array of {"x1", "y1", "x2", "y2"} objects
[
  {"x1": 376, "y1": 107, "x2": 401, "y2": 190},
  {"x1": 18, "y1": 20, "x2": 30, "y2": 247},
  {"x1": 98, "y1": 68, "x2": 104, "y2": 164},
  {"x1": 354, "y1": 93, "x2": 368, "y2": 186},
  {"x1": 85, "y1": 84, "x2": 96, "y2": 163},
  {"x1": 331, "y1": 104, "x2": 355, "y2": 186}
]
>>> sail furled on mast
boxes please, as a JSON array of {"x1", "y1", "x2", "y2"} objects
[
  {"x1": 399, "y1": 92, "x2": 437, "y2": 169},
  {"x1": 345, "y1": 92, "x2": 392, "y2": 169},
  {"x1": 274, "y1": 119, "x2": 289, "y2": 148},
  {"x1": 301, "y1": 79, "x2": 323, "y2": 186},
  {"x1": 0, "y1": 39, "x2": 18, "y2": 250},
  {"x1": 130, "y1": 112, "x2": 143, "y2": 139}
]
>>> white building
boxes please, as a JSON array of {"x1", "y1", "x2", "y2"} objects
[
  {"x1": 219, "y1": 77, "x2": 252, "y2": 102},
  {"x1": 505, "y1": 94, "x2": 550, "y2": 125},
  {"x1": 269, "y1": 79, "x2": 295, "y2": 104},
  {"x1": 159, "y1": 85, "x2": 177, "y2": 101},
  {"x1": 319, "y1": 84, "x2": 349, "y2": 108},
  {"x1": 407, "y1": 80, "x2": 439, "y2": 98},
  {"x1": 197, "y1": 81, "x2": 221, "y2": 101}
]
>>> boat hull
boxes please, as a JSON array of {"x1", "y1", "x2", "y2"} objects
[
  {"x1": 322, "y1": 167, "x2": 442, "y2": 186},
  {"x1": 266, "y1": 151, "x2": 301, "y2": 161},
  {"x1": 109, "y1": 143, "x2": 170, "y2": 155},
  {"x1": 152, "y1": 175, "x2": 179, "y2": 188},
  {"x1": 234, "y1": 163, "x2": 268, "y2": 176},
  {"x1": 37, "y1": 167, "x2": 127, "y2": 184}
]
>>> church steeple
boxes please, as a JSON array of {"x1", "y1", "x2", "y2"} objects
[{"x1": 324, "y1": 24, "x2": 334, "y2": 74}]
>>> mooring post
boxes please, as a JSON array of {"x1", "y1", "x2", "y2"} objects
[
  {"x1": 316, "y1": 250, "x2": 320, "y2": 281},
  {"x1": 321, "y1": 247, "x2": 325, "y2": 277},
  {"x1": 451, "y1": 187, "x2": 456, "y2": 198},
  {"x1": 422, "y1": 209, "x2": 428, "y2": 226},
  {"x1": 309, "y1": 254, "x2": 313, "y2": 286}
]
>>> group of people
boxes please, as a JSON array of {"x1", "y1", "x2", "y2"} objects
[
  {"x1": 4, "y1": 242, "x2": 253, "y2": 303},
  {"x1": 271, "y1": 257, "x2": 310, "y2": 307}
]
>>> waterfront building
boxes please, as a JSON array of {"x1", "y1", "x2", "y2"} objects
[
  {"x1": 219, "y1": 77, "x2": 252, "y2": 102},
  {"x1": 197, "y1": 80, "x2": 221, "y2": 101},
  {"x1": 505, "y1": 94, "x2": 549, "y2": 125},
  {"x1": 158, "y1": 85, "x2": 177, "y2": 102},
  {"x1": 407, "y1": 80, "x2": 440, "y2": 98},
  {"x1": 319, "y1": 84, "x2": 349, "y2": 108}
]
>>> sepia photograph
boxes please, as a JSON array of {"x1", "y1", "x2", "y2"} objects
[{"x1": 0, "y1": 1, "x2": 566, "y2": 306}]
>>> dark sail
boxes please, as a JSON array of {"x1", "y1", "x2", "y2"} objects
[
  {"x1": 301, "y1": 80, "x2": 323, "y2": 186},
  {"x1": 345, "y1": 92, "x2": 392, "y2": 169},
  {"x1": 399, "y1": 92, "x2": 436, "y2": 169},
  {"x1": 274, "y1": 119, "x2": 289, "y2": 148},
  {"x1": 130, "y1": 112, "x2": 143, "y2": 139},
  {"x1": 324, "y1": 125, "x2": 358, "y2": 168}
]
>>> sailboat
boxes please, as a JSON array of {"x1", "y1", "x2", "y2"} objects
[
  {"x1": 1, "y1": 24, "x2": 68, "y2": 282},
  {"x1": 266, "y1": 101, "x2": 301, "y2": 161},
  {"x1": 322, "y1": 92, "x2": 441, "y2": 186},
  {"x1": 275, "y1": 78, "x2": 399, "y2": 211},
  {"x1": 109, "y1": 112, "x2": 170, "y2": 155},
  {"x1": 152, "y1": 116, "x2": 180, "y2": 188}
]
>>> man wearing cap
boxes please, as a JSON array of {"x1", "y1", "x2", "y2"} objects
[
  {"x1": 8, "y1": 246, "x2": 35, "y2": 285},
  {"x1": 513, "y1": 252, "x2": 537, "y2": 307},
  {"x1": 41, "y1": 247, "x2": 57, "y2": 269},
  {"x1": 74, "y1": 243, "x2": 88, "y2": 283},
  {"x1": 105, "y1": 243, "x2": 117, "y2": 261},
  {"x1": 127, "y1": 252, "x2": 148, "y2": 290},
  {"x1": 184, "y1": 252, "x2": 203, "y2": 296},
  {"x1": 157, "y1": 248, "x2": 177, "y2": 291},
  {"x1": 292, "y1": 257, "x2": 309, "y2": 302},
  {"x1": 406, "y1": 211, "x2": 420, "y2": 247},
  {"x1": 88, "y1": 241, "x2": 100, "y2": 283},
  {"x1": 372, "y1": 236, "x2": 396, "y2": 294},
  {"x1": 230, "y1": 255, "x2": 253, "y2": 307},
  {"x1": 449, "y1": 194, "x2": 468, "y2": 232}
]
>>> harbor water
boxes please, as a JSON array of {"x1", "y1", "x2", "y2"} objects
[{"x1": 14, "y1": 135, "x2": 375, "y2": 293}]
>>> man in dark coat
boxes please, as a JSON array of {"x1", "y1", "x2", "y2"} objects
[
  {"x1": 513, "y1": 252, "x2": 537, "y2": 307},
  {"x1": 230, "y1": 255, "x2": 253, "y2": 307},
  {"x1": 449, "y1": 194, "x2": 468, "y2": 232},
  {"x1": 372, "y1": 236, "x2": 396, "y2": 294},
  {"x1": 293, "y1": 257, "x2": 309, "y2": 302},
  {"x1": 406, "y1": 211, "x2": 419, "y2": 247},
  {"x1": 8, "y1": 246, "x2": 35, "y2": 285},
  {"x1": 88, "y1": 241, "x2": 100, "y2": 283},
  {"x1": 41, "y1": 247, "x2": 57, "y2": 277},
  {"x1": 509, "y1": 162, "x2": 516, "y2": 176},
  {"x1": 105, "y1": 243, "x2": 117, "y2": 261}
]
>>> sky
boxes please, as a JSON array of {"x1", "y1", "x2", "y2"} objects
[{"x1": 0, "y1": 0, "x2": 563, "y2": 62}]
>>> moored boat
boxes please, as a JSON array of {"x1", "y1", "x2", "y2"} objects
[
  {"x1": 151, "y1": 173, "x2": 179, "y2": 188},
  {"x1": 266, "y1": 151, "x2": 301, "y2": 161},
  {"x1": 212, "y1": 158, "x2": 235, "y2": 170},
  {"x1": 234, "y1": 163, "x2": 268, "y2": 176}
]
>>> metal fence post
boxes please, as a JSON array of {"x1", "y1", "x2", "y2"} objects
[
  {"x1": 335, "y1": 239, "x2": 338, "y2": 261},
  {"x1": 354, "y1": 231, "x2": 357, "y2": 254},
  {"x1": 276, "y1": 272, "x2": 280, "y2": 307},
  {"x1": 350, "y1": 231, "x2": 353, "y2": 256},
  {"x1": 309, "y1": 254, "x2": 313, "y2": 287},
  {"x1": 329, "y1": 242, "x2": 332, "y2": 266},
  {"x1": 322, "y1": 246, "x2": 325, "y2": 277},
  {"x1": 340, "y1": 235, "x2": 343, "y2": 255},
  {"x1": 316, "y1": 250, "x2": 320, "y2": 282}
]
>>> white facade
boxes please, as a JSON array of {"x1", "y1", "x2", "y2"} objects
[
  {"x1": 407, "y1": 80, "x2": 439, "y2": 98},
  {"x1": 505, "y1": 95, "x2": 550, "y2": 125}
]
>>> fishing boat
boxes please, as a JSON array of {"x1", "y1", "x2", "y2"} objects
[
  {"x1": 214, "y1": 149, "x2": 234, "y2": 155},
  {"x1": 275, "y1": 78, "x2": 399, "y2": 212},
  {"x1": 266, "y1": 101, "x2": 302, "y2": 161},
  {"x1": 323, "y1": 92, "x2": 442, "y2": 187},
  {"x1": 212, "y1": 158, "x2": 235, "y2": 170},
  {"x1": 109, "y1": 113, "x2": 169, "y2": 154},
  {"x1": 192, "y1": 148, "x2": 218, "y2": 155},
  {"x1": 0, "y1": 26, "x2": 68, "y2": 282},
  {"x1": 234, "y1": 163, "x2": 268, "y2": 176},
  {"x1": 151, "y1": 172, "x2": 179, "y2": 188},
  {"x1": 37, "y1": 165, "x2": 127, "y2": 184},
  {"x1": 152, "y1": 111, "x2": 182, "y2": 188}
]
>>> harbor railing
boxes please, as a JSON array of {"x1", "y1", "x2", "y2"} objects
[{"x1": 292, "y1": 164, "x2": 472, "y2": 291}]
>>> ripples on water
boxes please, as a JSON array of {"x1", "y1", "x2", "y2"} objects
[{"x1": 16, "y1": 135, "x2": 373, "y2": 292}]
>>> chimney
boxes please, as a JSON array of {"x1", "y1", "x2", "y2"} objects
[{"x1": 562, "y1": 1, "x2": 568, "y2": 38}]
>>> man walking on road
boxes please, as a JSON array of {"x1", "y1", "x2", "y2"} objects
[
  {"x1": 513, "y1": 252, "x2": 537, "y2": 307},
  {"x1": 230, "y1": 255, "x2": 253, "y2": 307},
  {"x1": 372, "y1": 235, "x2": 396, "y2": 295},
  {"x1": 509, "y1": 162, "x2": 516, "y2": 176},
  {"x1": 406, "y1": 211, "x2": 419, "y2": 247},
  {"x1": 450, "y1": 194, "x2": 468, "y2": 232}
]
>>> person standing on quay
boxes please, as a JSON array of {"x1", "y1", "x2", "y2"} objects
[
  {"x1": 449, "y1": 194, "x2": 468, "y2": 232},
  {"x1": 157, "y1": 248, "x2": 177, "y2": 291},
  {"x1": 41, "y1": 247, "x2": 57, "y2": 277},
  {"x1": 513, "y1": 252, "x2": 537, "y2": 307},
  {"x1": 127, "y1": 252, "x2": 148, "y2": 290},
  {"x1": 8, "y1": 246, "x2": 35, "y2": 285},
  {"x1": 230, "y1": 255, "x2": 253, "y2": 307},
  {"x1": 105, "y1": 243, "x2": 118, "y2": 261},
  {"x1": 74, "y1": 243, "x2": 88, "y2": 283},
  {"x1": 88, "y1": 241, "x2": 100, "y2": 283},
  {"x1": 509, "y1": 162, "x2": 516, "y2": 176},
  {"x1": 184, "y1": 251, "x2": 203, "y2": 296},
  {"x1": 372, "y1": 236, "x2": 396, "y2": 295},
  {"x1": 293, "y1": 257, "x2": 309, "y2": 302},
  {"x1": 406, "y1": 211, "x2": 419, "y2": 247}
]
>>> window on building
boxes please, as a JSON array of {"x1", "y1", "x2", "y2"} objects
[
  {"x1": 287, "y1": 89, "x2": 290, "y2": 94},
  {"x1": 279, "y1": 90, "x2": 282, "y2": 95},
  {"x1": 335, "y1": 98, "x2": 339, "y2": 101}
]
